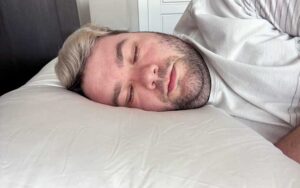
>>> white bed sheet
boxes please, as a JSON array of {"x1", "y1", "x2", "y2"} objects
[{"x1": 1, "y1": 58, "x2": 300, "y2": 188}]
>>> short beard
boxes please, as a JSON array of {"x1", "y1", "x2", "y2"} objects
[
  {"x1": 174, "y1": 55, "x2": 209, "y2": 110},
  {"x1": 157, "y1": 33, "x2": 211, "y2": 110}
]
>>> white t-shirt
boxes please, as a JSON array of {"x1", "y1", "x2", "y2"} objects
[{"x1": 174, "y1": 0, "x2": 300, "y2": 128}]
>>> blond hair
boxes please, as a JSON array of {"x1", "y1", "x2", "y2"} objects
[{"x1": 55, "y1": 24, "x2": 125, "y2": 93}]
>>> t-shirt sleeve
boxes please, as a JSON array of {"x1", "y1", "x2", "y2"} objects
[{"x1": 243, "y1": 0, "x2": 300, "y2": 37}]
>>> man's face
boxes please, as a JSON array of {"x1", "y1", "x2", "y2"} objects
[{"x1": 82, "y1": 32, "x2": 207, "y2": 111}]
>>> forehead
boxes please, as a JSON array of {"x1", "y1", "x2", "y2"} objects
[
  {"x1": 81, "y1": 35, "x2": 119, "y2": 105},
  {"x1": 81, "y1": 33, "x2": 154, "y2": 103}
]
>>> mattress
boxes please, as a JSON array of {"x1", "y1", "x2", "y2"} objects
[{"x1": 1, "y1": 58, "x2": 300, "y2": 188}]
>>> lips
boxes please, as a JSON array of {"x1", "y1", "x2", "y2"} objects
[{"x1": 167, "y1": 65, "x2": 176, "y2": 95}]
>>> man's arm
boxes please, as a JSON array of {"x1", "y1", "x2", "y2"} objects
[
  {"x1": 245, "y1": 0, "x2": 300, "y2": 37},
  {"x1": 275, "y1": 126, "x2": 300, "y2": 163},
  {"x1": 247, "y1": 0, "x2": 300, "y2": 163}
]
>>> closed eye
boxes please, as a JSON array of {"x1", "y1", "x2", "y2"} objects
[
  {"x1": 133, "y1": 44, "x2": 139, "y2": 63},
  {"x1": 126, "y1": 84, "x2": 134, "y2": 106}
]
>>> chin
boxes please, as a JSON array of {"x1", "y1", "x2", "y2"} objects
[{"x1": 173, "y1": 71, "x2": 204, "y2": 110}]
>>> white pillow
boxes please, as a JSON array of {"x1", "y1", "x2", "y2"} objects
[{"x1": 1, "y1": 58, "x2": 300, "y2": 188}]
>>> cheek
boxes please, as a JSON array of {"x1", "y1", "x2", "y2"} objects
[{"x1": 142, "y1": 43, "x2": 169, "y2": 64}]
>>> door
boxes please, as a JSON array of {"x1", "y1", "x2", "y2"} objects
[{"x1": 138, "y1": 0, "x2": 190, "y2": 34}]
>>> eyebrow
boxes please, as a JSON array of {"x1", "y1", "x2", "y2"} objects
[
  {"x1": 112, "y1": 82, "x2": 121, "y2": 106},
  {"x1": 116, "y1": 39, "x2": 127, "y2": 67}
]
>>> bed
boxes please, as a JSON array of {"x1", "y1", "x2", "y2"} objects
[
  {"x1": 1, "y1": 59, "x2": 300, "y2": 187},
  {"x1": 1, "y1": 1, "x2": 300, "y2": 188}
]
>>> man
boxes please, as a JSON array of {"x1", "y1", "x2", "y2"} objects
[
  {"x1": 56, "y1": 26, "x2": 211, "y2": 111},
  {"x1": 55, "y1": 0, "x2": 300, "y2": 163}
]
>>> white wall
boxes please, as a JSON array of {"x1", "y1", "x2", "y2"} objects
[
  {"x1": 76, "y1": 0, "x2": 139, "y2": 31},
  {"x1": 76, "y1": 0, "x2": 91, "y2": 25}
]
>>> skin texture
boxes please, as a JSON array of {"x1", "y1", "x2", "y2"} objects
[
  {"x1": 82, "y1": 32, "x2": 211, "y2": 111},
  {"x1": 275, "y1": 126, "x2": 300, "y2": 164}
]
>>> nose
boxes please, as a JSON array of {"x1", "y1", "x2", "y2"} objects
[{"x1": 140, "y1": 64, "x2": 159, "y2": 90}]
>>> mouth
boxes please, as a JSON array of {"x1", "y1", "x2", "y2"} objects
[{"x1": 167, "y1": 64, "x2": 176, "y2": 95}]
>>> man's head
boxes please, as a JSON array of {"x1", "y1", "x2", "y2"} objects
[{"x1": 56, "y1": 25, "x2": 211, "y2": 111}]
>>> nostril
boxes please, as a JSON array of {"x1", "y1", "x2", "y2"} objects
[
  {"x1": 152, "y1": 81, "x2": 156, "y2": 88},
  {"x1": 153, "y1": 66, "x2": 158, "y2": 74}
]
